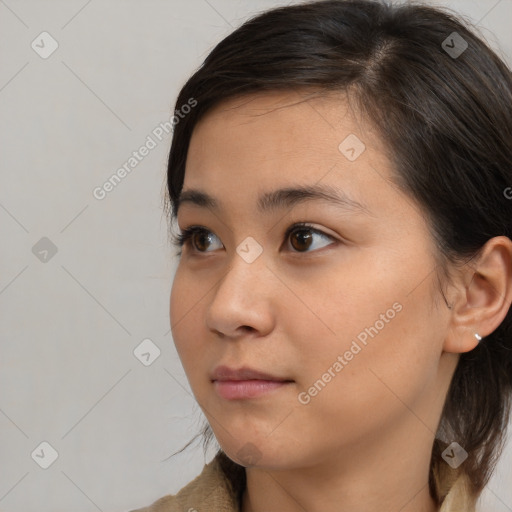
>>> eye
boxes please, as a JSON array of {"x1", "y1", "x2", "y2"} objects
[
  {"x1": 171, "y1": 226, "x2": 222, "y2": 256},
  {"x1": 171, "y1": 222, "x2": 336, "y2": 257},
  {"x1": 284, "y1": 222, "x2": 336, "y2": 252}
]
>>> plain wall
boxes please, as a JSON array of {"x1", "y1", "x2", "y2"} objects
[{"x1": 1, "y1": 1, "x2": 511, "y2": 511}]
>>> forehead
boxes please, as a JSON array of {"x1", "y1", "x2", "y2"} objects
[
  {"x1": 191, "y1": 89, "x2": 364, "y2": 150},
  {"x1": 187, "y1": 90, "x2": 382, "y2": 166},
  {"x1": 181, "y1": 90, "x2": 397, "y2": 218}
]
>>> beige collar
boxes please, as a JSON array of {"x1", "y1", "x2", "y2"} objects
[{"x1": 131, "y1": 451, "x2": 476, "y2": 512}]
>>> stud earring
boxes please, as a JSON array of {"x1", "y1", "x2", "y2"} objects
[{"x1": 474, "y1": 333, "x2": 483, "y2": 342}]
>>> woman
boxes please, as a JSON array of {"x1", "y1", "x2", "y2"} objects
[{"x1": 132, "y1": 0, "x2": 512, "y2": 510}]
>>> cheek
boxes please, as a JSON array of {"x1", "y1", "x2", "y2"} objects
[
  {"x1": 169, "y1": 270, "x2": 201, "y2": 362},
  {"x1": 169, "y1": 268, "x2": 220, "y2": 396},
  {"x1": 290, "y1": 311, "x2": 438, "y2": 455},
  {"x1": 291, "y1": 257, "x2": 439, "y2": 407},
  {"x1": 169, "y1": 270, "x2": 182, "y2": 335}
]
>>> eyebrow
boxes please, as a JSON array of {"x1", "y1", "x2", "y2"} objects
[{"x1": 176, "y1": 183, "x2": 372, "y2": 216}]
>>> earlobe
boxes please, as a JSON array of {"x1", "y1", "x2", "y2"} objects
[{"x1": 443, "y1": 236, "x2": 512, "y2": 354}]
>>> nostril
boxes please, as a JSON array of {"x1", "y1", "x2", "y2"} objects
[{"x1": 241, "y1": 325, "x2": 255, "y2": 332}]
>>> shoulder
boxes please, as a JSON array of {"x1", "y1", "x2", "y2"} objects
[{"x1": 128, "y1": 452, "x2": 245, "y2": 512}]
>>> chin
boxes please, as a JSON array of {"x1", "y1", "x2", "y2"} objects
[{"x1": 217, "y1": 437, "x2": 298, "y2": 470}]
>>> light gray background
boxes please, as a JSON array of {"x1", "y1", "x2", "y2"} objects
[{"x1": 1, "y1": 1, "x2": 511, "y2": 511}]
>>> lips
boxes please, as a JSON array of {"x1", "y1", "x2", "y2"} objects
[
  {"x1": 211, "y1": 365, "x2": 294, "y2": 400},
  {"x1": 210, "y1": 365, "x2": 292, "y2": 382}
]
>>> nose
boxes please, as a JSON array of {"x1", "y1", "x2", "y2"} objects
[{"x1": 205, "y1": 253, "x2": 275, "y2": 339}]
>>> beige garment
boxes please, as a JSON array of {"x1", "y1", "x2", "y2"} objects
[{"x1": 130, "y1": 451, "x2": 477, "y2": 512}]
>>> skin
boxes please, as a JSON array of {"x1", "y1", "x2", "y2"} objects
[{"x1": 169, "y1": 90, "x2": 512, "y2": 512}]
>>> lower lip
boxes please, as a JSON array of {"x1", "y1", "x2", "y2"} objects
[{"x1": 213, "y1": 379, "x2": 293, "y2": 400}]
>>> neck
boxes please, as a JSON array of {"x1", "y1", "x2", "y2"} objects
[{"x1": 240, "y1": 422, "x2": 440, "y2": 512}]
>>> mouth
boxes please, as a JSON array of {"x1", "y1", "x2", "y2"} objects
[{"x1": 211, "y1": 365, "x2": 294, "y2": 400}]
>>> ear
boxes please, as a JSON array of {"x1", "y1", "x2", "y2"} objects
[{"x1": 443, "y1": 236, "x2": 512, "y2": 354}]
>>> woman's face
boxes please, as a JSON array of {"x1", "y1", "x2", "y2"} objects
[{"x1": 170, "y1": 91, "x2": 457, "y2": 470}]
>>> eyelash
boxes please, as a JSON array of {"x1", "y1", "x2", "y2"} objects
[{"x1": 171, "y1": 222, "x2": 336, "y2": 257}]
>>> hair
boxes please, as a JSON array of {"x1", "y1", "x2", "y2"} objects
[{"x1": 164, "y1": 0, "x2": 512, "y2": 506}]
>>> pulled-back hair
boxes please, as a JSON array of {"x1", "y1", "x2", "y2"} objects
[{"x1": 166, "y1": 0, "x2": 512, "y2": 506}]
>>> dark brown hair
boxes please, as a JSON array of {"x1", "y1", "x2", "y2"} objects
[{"x1": 165, "y1": 0, "x2": 512, "y2": 505}]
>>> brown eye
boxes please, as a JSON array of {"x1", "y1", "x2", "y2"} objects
[
  {"x1": 193, "y1": 231, "x2": 216, "y2": 252},
  {"x1": 287, "y1": 224, "x2": 334, "y2": 252},
  {"x1": 290, "y1": 229, "x2": 313, "y2": 251},
  {"x1": 173, "y1": 227, "x2": 223, "y2": 253}
]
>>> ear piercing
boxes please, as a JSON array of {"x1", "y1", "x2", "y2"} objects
[{"x1": 474, "y1": 333, "x2": 483, "y2": 342}]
